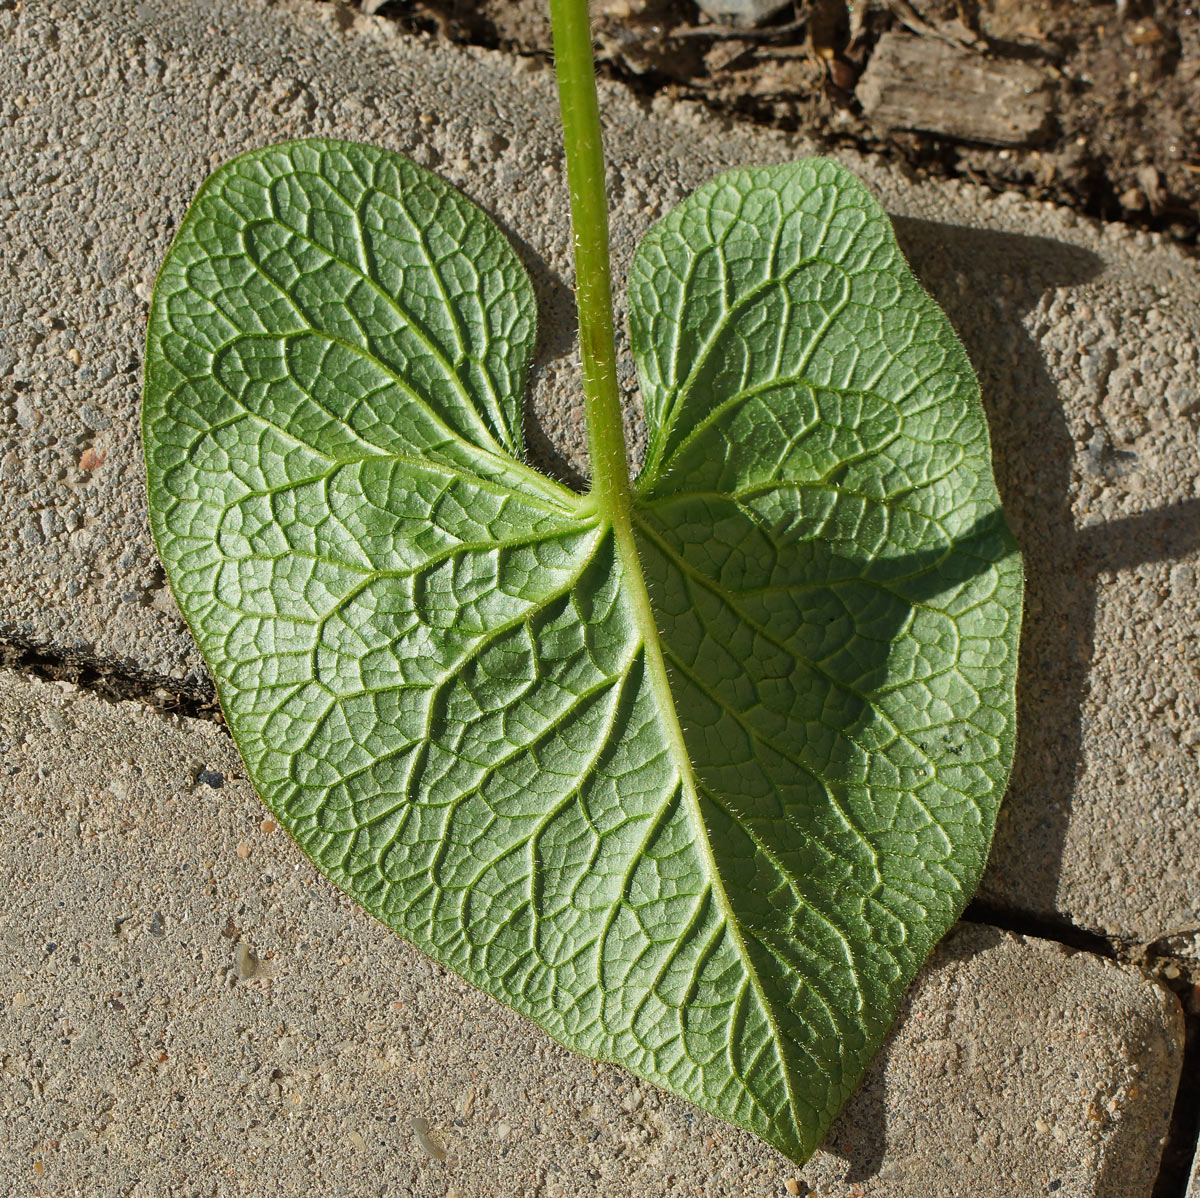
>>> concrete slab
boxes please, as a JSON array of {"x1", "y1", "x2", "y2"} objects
[
  {"x1": 0, "y1": 669, "x2": 1184, "y2": 1196},
  {"x1": 0, "y1": 0, "x2": 1197, "y2": 948}
]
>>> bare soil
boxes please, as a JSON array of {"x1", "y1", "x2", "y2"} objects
[{"x1": 356, "y1": 0, "x2": 1200, "y2": 248}]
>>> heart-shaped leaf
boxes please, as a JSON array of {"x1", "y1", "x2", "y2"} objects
[{"x1": 143, "y1": 139, "x2": 1020, "y2": 1163}]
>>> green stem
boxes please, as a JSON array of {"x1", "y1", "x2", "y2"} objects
[{"x1": 548, "y1": 0, "x2": 631, "y2": 516}]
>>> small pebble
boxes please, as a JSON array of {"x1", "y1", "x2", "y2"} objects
[
  {"x1": 828, "y1": 59, "x2": 857, "y2": 90},
  {"x1": 1169, "y1": 564, "x2": 1194, "y2": 598},
  {"x1": 260, "y1": 818, "x2": 278, "y2": 834},
  {"x1": 410, "y1": 1116, "x2": 448, "y2": 1161},
  {"x1": 694, "y1": 0, "x2": 791, "y2": 24},
  {"x1": 236, "y1": 841, "x2": 250, "y2": 859},
  {"x1": 233, "y1": 941, "x2": 259, "y2": 980},
  {"x1": 785, "y1": 1180, "x2": 801, "y2": 1196}
]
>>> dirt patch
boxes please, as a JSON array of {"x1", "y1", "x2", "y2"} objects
[{"x1": 355, "y1": 0, "x2": 1200, "y2": 247}]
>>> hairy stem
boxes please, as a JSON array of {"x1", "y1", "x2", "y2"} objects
[{"x1": 548, "y1": 0, "x2": 631, "y2": 515}]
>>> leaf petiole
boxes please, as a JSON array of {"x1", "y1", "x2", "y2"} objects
[{"x1": 548, "y1": 0, "x2": 631, "y2": 517}]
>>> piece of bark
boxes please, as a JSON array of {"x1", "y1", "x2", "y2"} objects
[{"x1": 858, "y1": 31, "x2": 1054, "y2": 146}]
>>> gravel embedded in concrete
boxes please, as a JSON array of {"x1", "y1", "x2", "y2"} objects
[{"x1": 0, "y1": 669, "x2": 1185, "y2": 1195}]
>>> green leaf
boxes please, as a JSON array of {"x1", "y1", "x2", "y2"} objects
[{"x1": 143, "y1": 140, "x2": 1020, "y2": 1164}]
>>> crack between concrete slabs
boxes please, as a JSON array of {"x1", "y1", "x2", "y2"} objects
[{"x1": 0, "y1": 638, "x2": 221, "y2": 723}]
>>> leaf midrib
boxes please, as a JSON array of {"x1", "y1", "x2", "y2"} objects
[{"x1": 607, "y1": 504, "x2": 803, "y2": 1139}]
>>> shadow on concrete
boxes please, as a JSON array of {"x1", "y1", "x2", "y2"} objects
[
  {"x1": 823, "y1": 923, "x2": 1009, "y2": 1183},
  {"x1": 899, "y1": 220, "x2": 1200, "y2": 910},
  {"x1": 826, "y1": 217, "x2": 1103, "y2": 1181}
]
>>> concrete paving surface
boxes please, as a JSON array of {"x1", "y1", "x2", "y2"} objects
[
  {"x1": 0, "y1": 670, "x2": 1185, "y2": 1196},
  {"x1": 0, "y1": 0, "x2": 1198, "y2": 1191}
]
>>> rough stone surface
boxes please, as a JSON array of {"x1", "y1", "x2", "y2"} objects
[
  {"x1": 1189, "y1": 1137, "x2": 1200, "y2": 1198},
  {"x1": 0, "y1": 669, "x2": 1184, "y2": 1195},
  {"x1": 0, "y1": 0, "x2": 1197, "y2": 953}
]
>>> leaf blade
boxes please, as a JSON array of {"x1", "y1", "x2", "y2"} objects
[{"x1": 144, "y1": 143, "x2": 1020, "y2": 1167}]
